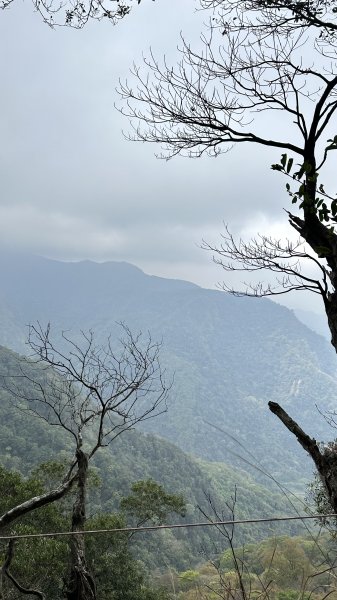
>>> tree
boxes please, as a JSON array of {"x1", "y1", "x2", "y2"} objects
[
  {"x1": 0, "y1": 463, "x2": 175, "y2": 599},
  {"x1": 1, "y1": 0, "x2": 145, "y2": 29},
  {"x1": 120, "y1": 479, "x2": 186, "y2": 527},
  {"x1": 118, "y1": 0, "x2": 337, "y2": 514},
  {"x1": 0, "y1": 462, "x2": 68, "y2": 599},
  {"x1": 1, "y1": 322, "x2": 168, "y2": 599},
  {"x1": 118, "y1": 0, "x2": 337, "y2": 344}
]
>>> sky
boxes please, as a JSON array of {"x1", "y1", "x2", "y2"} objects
[{"x1": 0, "y1": 0, "x2": 332, "y2": 314}]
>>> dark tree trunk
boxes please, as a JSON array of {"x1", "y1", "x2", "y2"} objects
[
  {"x1": 274, "y1": 176, "x2": 337, "y2": 512},
  {"x1": 64, "y1": 449, "x2": 96, "y2": 600},
  {"x1": 324, "y1": 292, "x2": 337, "y2": 355},
  {"x1": 288, "y1": 207, "x2": 337, "y2": 352}
]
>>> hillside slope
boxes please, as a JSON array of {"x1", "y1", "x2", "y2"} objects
[
  {"x1": 0, "y1": 344, "x2": 300, "y2": 570},
  {"x1": 0, "y1": 252, "x2": 336, "y2": 486}
]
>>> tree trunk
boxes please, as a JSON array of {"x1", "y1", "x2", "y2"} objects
[
  {"x1": 288, "y1": 207, "x2": 337, "y2": 352},
  {"x1": 269, "y1": 402, "x2": 337, "y2": 513},
  {"x1": 64, "y1": 449, "x2": 96, "y2": 600},
  {"x1": 324, "y1": 291, "x2": 337, "y2": 354}
]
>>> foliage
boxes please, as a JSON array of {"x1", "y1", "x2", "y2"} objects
[
  {"x1": 173, "y1": 533, "x2": 337, "y2": 600},
  {"x1": 0, "y1": 341, "x2": 308, "y2": 571},
  {"x1": 0, "y1": 464, "x2": 68, "y2": 598},
  {"x1": 120, "y1": 479, "x2": 186, "y2": 525},
  {"x1": 0, "y1": 323, "x2": 170, "y2": 598},
  {"x1": 117, "y1": 0, "x2": 337, "y2": 512},
  {"x1": 0, "y1": 463, "x2": 175, "y2": 599}
]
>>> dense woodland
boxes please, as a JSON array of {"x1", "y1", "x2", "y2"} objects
[
  {"x1": 0, "y1": 258, "x2": 337, "y2": 597},
  {"x1": 0, "y1": 336, "x2": 335, "y2": 600}
]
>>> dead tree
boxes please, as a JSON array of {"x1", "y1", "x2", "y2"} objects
[
  {"x1": 118, "y1": 0, "x2": 337, "y2": 513},
  {"x1": 2, "y1": 322, "x2": 168, "y2": 599},
  {"x1": 269, "y1": 402, "x2": 337, "y2": 514}
]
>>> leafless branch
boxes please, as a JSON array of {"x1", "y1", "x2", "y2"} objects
[
  {"x1": 202, "y1": 225, "x2": 329, "y2": 300},
  {"x1": 118, "y1": 11, "x2": 337, "y2": 163},
  {"x1": 4, "y1": 322, "x2": 169, "y2": 458}
]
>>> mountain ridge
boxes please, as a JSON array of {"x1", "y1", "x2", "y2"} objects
[{"x1": 0, "y1": 252, "x2": 336, "y2": 488}]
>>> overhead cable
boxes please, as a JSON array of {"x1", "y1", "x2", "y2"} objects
[{"x1": 1, "y1": 512, "x2": 336, "y2": 541}]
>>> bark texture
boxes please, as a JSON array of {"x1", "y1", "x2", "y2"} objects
[{"x1": 64, "y1": 449, "x2": 96, "y2": 600}]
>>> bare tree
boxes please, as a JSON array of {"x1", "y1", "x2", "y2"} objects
[
  {"x1": 1, "y1": 0, "x2": 143, "y2": 29},
  {"x1": 1, "y1": 322, "x2": 168, "y2": 599},
  {"x1": 118, "y1": 0, "x2": 337, "y2": 515}
]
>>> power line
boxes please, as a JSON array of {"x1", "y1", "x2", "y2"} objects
[{"x1": 1, "y1": 513, "x2": 336, "y2": 542}]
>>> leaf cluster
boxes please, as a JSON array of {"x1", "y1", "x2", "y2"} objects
[{"x1": 271, "y1": 149, "x2": 337, "y2": 223}]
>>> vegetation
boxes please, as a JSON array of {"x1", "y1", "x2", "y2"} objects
[
  {"x1": 0, "y1": 323, "x2": 169, "y2": 598},
  {"x1": 0, "y1": 342, "x2": 305, "y2": 575},
  {"x1": 117, "y1": 0, "x2": 337, "y2": 526},
  {"x1": 0, "y1": 255, "x2": 335, "y2": 487},
  {"x1": 4, "y1": 0, "x2": 337, "y2": 596},
  {"x1": 0, "y1": 463, "x2": 175, "y2": 599},
  {"x1": 158, "y1": 533, "x2": 337, "y2": 600}
]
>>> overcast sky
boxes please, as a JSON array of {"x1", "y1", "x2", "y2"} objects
[{"x1": 0, "y1": 0, "x2": 332, "y2": 314}]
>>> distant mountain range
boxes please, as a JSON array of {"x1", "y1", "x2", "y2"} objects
[
  {"x1": 0, "y1": 251, "x2": 336, "y2": 489},
  {"x1": 294, "y1": 307, "x2": 331, "y2": 341}
]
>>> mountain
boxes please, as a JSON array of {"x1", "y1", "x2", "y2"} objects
[
  {"x1": 0, "y1": 252, "x2": 336, "y2": 488},
  {"x1": 294, "y1": 308, "x2": 331, "y2": 341}
]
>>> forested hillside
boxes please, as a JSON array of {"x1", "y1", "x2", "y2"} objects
[
  {"x1": 0, "y1": 344, "x2": 303, "y2": 571},
  {"x1": 0, "y1": 252, "x2": 335, "y2": 489}
]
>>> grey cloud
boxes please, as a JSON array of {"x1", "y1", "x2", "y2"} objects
[{"x1": 0, "y1": 0, "x2": 322, "y2": 315}]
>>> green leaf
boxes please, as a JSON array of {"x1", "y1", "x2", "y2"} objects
[{"x1": 298, "y1": 183, "x2": 305, "y2": 198}]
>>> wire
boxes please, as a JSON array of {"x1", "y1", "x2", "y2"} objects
[{"x1": 1, "y1": 513, "x2": 336, "y2": 542}]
